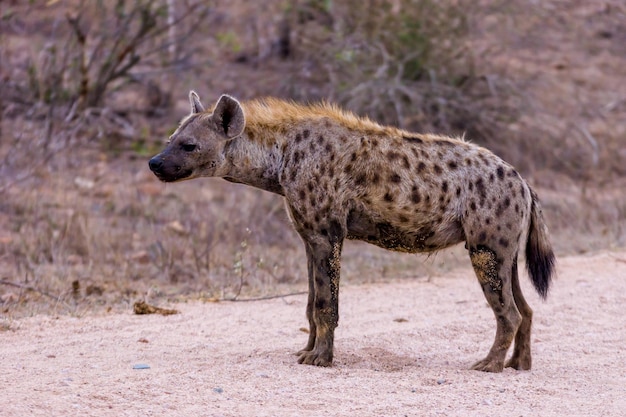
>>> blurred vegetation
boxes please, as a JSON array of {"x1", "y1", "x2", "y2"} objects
[
  {"x1": 280, "y1": 0, "x2": 523, "y2": 166},
  {"x1": 18, "y1": 0, "x2": 209, "y2": 111}
]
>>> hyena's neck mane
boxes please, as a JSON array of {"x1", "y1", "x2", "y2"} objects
[{"x1": 240, "y1": 98, "x2": 402, "y2": 144}]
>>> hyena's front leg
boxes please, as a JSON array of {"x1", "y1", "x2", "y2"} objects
[
  {"x1": 297, "y1": 244, "x2": 317, "y2": 355},
  {"x1": 297, "y1": 229, "x2": 344, "y2": 367}
]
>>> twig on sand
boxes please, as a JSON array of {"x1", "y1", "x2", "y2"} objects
[
  {"x1": 0, "y1": 278, "x2": 61, "y2": 301},
  {"x1": 609, "y1": 254, "x2": 626, "y2": 264},
  {"x1": 222, "y1": 291, "x2": 307, "y2": 302}
]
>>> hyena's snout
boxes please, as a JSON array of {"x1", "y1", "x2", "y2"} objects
[
  {"x1": 148, "y1": 155, "x2": 164, "y2": 173},
  {"x1": 148, "y1": 154, "x2": 192, "y2": 182}
]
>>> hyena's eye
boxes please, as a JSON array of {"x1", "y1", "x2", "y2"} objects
[{"x1": 181, "y1": 143, "x2": 197, "y2": 152}]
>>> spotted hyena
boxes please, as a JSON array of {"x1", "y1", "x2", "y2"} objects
[{"x1": 149, "y1": 91, "x2": 555, "y2": 372}]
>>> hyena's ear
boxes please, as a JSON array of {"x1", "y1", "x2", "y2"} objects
[
  {"x1": 189, "y1": 90, "x2": 205, "y2": 114},
  {"x1": 212, "y1": 94, "x2": 245, "y2": 139}
]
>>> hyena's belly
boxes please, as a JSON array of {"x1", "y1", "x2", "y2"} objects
[{"x1": 346, "y1": 208, "x2": 464, "y2": 253}]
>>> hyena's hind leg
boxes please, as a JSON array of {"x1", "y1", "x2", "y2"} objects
[
  {"x1": 468, "y1": 245, "x2": 522, "y2": 372},
  {"x1": 505, "y1": 257, "x2": 533, "y2": 370}
]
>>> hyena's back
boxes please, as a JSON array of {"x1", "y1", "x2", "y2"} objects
[{"x1": 282, "y1": 123, "x2": 531, "y2": 259}]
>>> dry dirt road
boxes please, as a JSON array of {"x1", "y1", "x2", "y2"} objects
[{"x1": 1, "y1": 250, "x2": 625, "y2": 417}]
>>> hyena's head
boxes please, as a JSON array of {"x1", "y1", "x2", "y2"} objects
[{"x1": 149, "y1": 91, "x2": 245, "y2": 182}]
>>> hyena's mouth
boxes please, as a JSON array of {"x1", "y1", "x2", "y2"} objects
[
  {"x1": 153, "y1": 168, "x2": 193, "y2": 183},
  {"x1": 148, "y1": 156, "x2": 193, "y2": 182}
]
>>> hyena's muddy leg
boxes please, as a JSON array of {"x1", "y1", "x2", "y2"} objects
[
  {"x1": 469, "y1": 245, "x2": 522, "y2": 372},
  {"x1": 297, "y1": 244, "x2": 317, "y2": 355},
  {"x1": 297, "y1": 224, "x2": 344, "y2": 367},
  {"x1": 506, "y1": 257, "x2": 534, "y2": 370}
]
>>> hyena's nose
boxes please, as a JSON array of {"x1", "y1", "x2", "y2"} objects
[{"x1": 148, "y1": 156, "x2": 163, "y2": 173}]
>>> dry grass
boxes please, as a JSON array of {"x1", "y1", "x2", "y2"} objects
[{"x1": 1, "y1": 0, "x2": 625, "y2": 319}]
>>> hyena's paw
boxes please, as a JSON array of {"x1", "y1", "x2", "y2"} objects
[
  {"x1": 295, "y1": 338, "x2": 315, "y2": 356},
  {"x1": 471, "y1": 357, "x2": 504, "y2": 373},
  {"x1": 295, "y1": 347, "x2": 312, "y2": 357},
  {"x1": 505, "y1": 354, "x2": 532, "y2": 371},
  {"x1": 297, "y1": 349, "x2": 333, "y2": 367}
]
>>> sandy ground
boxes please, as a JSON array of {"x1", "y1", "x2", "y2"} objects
[{"x1": 1, "y1": 250, "x2": 625, "y2": 417}]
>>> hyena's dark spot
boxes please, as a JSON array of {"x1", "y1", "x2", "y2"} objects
[
  {"x1": 303, "y1": 129, "x2": 311, "y2": 139},
  {"x1": 403, "y1": 135, "x2": 423, "y2": 144},
  {"x1": 387, "y1": 151, "x2": 401, "y2": 161},
  {"x1": 384, "y1": 192, "x2": 394, "y2": 203},
  {"x1": 448, "y1": 160, "x2": 458, "y2": 170},
  {"x1": 417, "y1": 162, "x2": 427, "y2": 173},
  {"x1": 433, "y1": 164, "x2": 442, "y2": 174},
  {"x1": 475, "y1": 178, "x2": 487, "y2": 204},
  {"x1": 497, "y1": 166, "x2": 505, "y2": 180},
  {"x1": 355, "y1": 174, "x2": 367, "y2": 186},
  {"x1": 390, "y1": 173, "x2": 401, "y2": 183},
  {"x1": 411, "y1": 188, "x2": 421, "y2": 204},
  {"x1": 434, "y1": 140, "x2": 454, "y2": 147}
]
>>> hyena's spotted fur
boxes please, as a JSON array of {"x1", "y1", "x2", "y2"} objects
[{"x1": 149, "y1": 92, "x2": 556, "y2": 372}]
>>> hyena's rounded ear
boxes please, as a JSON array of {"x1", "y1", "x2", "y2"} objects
[
  {"x1": 212, "y1": 94, "x2": 245, "y2": 139},
  {"x1": 189, "y1": 90, "x2": 205, "y2": 114}
]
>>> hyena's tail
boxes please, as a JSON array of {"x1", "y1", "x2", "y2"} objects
[{"x1": 525, "y1": 188, "x2": 556, "y2": 299}]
